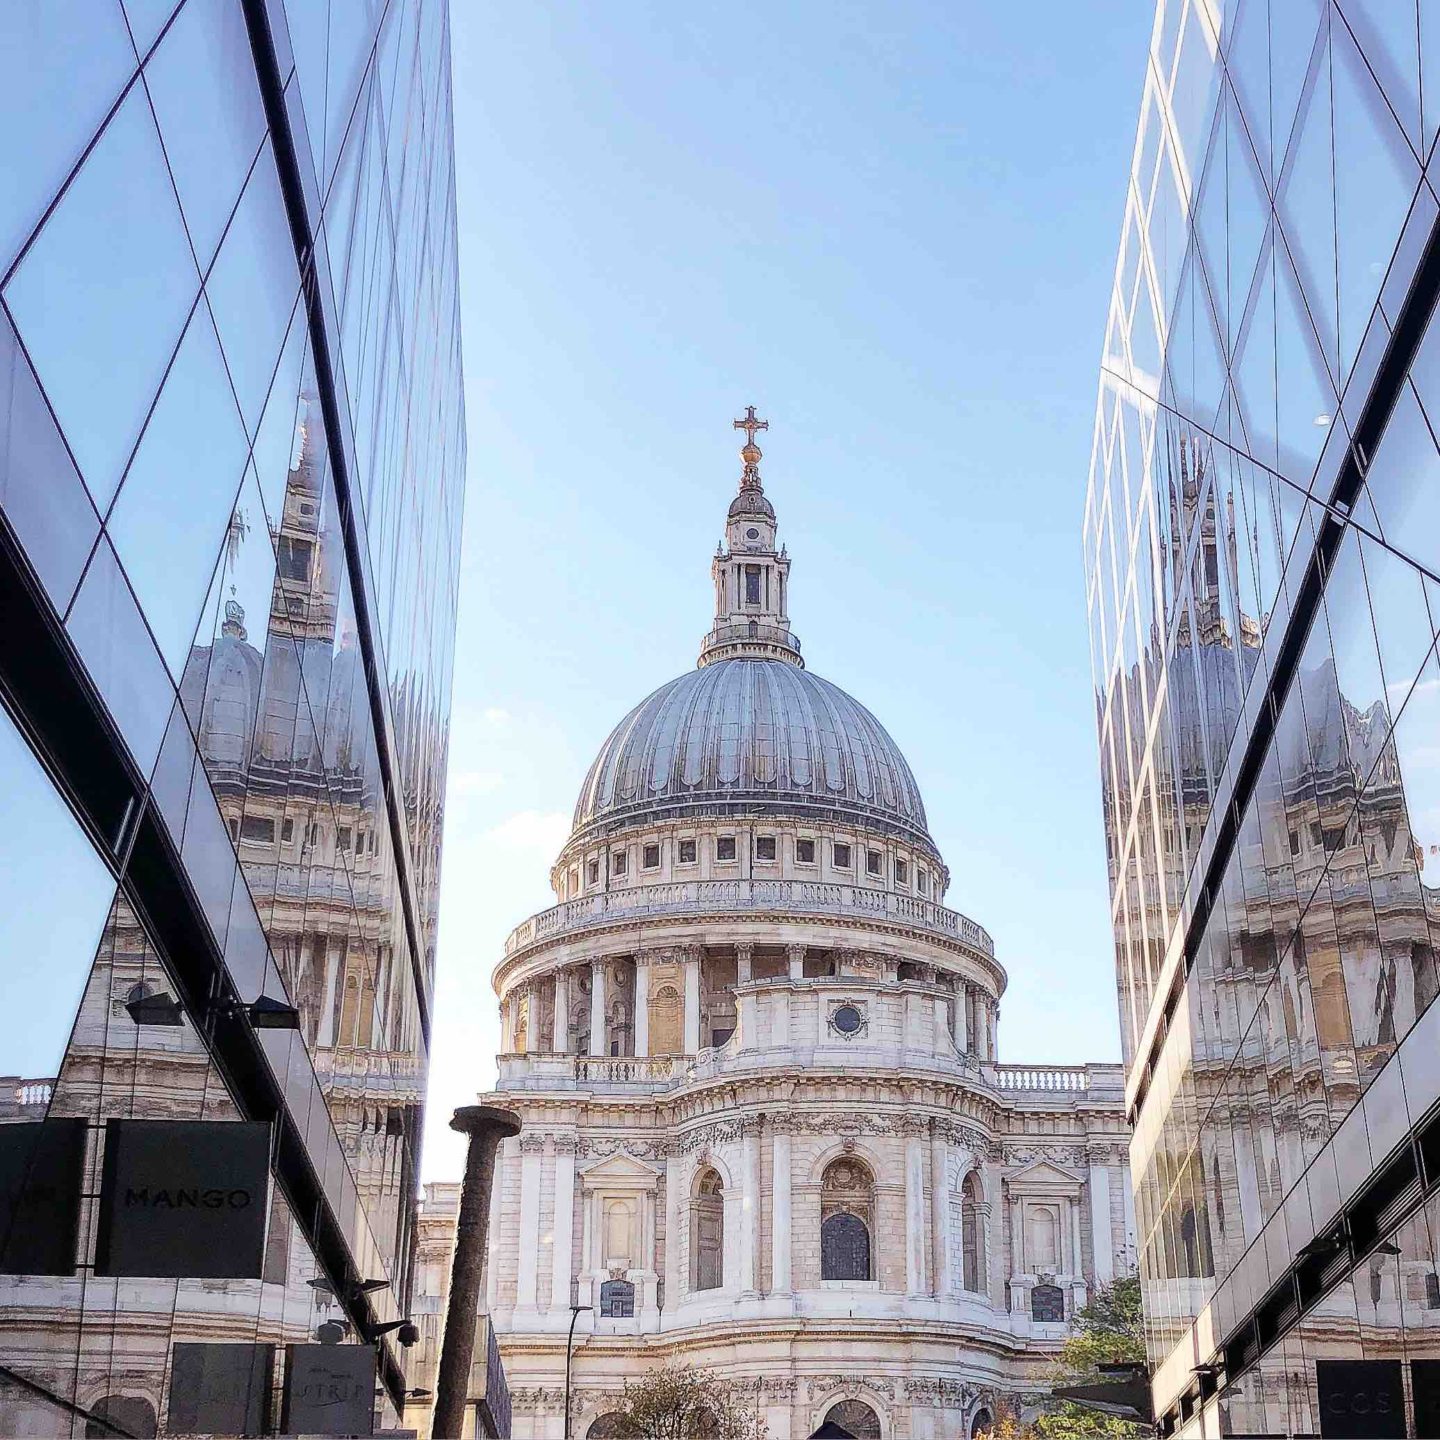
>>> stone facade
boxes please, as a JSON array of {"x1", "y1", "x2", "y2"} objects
[{"x1": 434, "y1": 419, "x2": 1132, "y2": 1440}]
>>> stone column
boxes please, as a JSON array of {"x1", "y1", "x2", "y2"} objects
[
  {"x1": 933, "y1": 989, "x2": 949, "y2": 1054},
  {"x1": 787, "y1": 943, "x2": 805, "y2": 980},
  {"x1": 1013, "y1": 1192, "x2": 1025, "y2": 1296},
  {"x1": 905, "y1": 1122, "x2": 927, "y2": 1297},
  {"x1": 1088, "y1": 1160, "x2": 1113, "y2": 1286},
  {"x1": 740, "y1": 1117, "x2": 762, "y2": 1297},
  {"x1": 553, "y1": 968, "x2": 570, "y2": 1052},
  {"x1": 589, "y1": 957, "x2": 607, "y2": 1057},
  {"x1": 735, "y1": 942, "x2": 755, "y2": 1048},
  {"x1": 523, "y1": 984, "x2": 541, "y2": 1054},
  {"x1": 515, "y1": 1132, "x2": 545, "y2": 1311},
  {"x1": 771, "y1": 1124, "x2": 792, "y2": 1296},
  {"x1": 434, "y1": 1105, "x2": 521, "y2": 1440},
  {"x1": 551, "y1": 1136, "x2": 577, "y2": 1311},
  {"x1": 930, "y1": 1121, "x2": 951, "y2": 1297},
  {"x1": 1070, "y1": 1195, "x2": 1088, "y2": 1308},
  {"x1": 484, "y1": 1140, "x2": 504, "y2": 1312},
  {"x1": 665, "y1": 1150, "x2": 685, "y2": 1313},
  {"x1": 954, "y1": 982, "x2": 968, "y2": 1052},
  {"x1": 634, "y1": 953, "x2": 651, "y2": 1057},
  {"x1": 683, "y1": 947, "x2": 702, "y2": 1052},
  {"x1": 736, "y1": 941, "x2": 753, "y2": 984}
]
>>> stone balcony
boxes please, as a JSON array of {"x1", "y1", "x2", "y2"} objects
[
  {"x1": 502, "y1": 878, "x2": 994, "y2": 959},
  {"x1": 495, "y1": 1049, "x2": 1122, "y2": 1100}
]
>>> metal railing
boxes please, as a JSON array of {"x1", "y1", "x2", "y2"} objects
[{"x1": 503, "y1": 878, "x2": 994, "y2": 957}]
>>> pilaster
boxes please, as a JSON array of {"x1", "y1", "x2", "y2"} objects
[{"x1": 589, "y1": 957, "x2": 607, "y2": 1057}]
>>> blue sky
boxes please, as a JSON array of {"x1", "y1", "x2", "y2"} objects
[{"x1": 423, "y1": 2, "x2": 1149, "y2": 1178}]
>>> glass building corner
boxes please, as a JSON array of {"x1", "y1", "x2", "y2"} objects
[
  {"x1": 0, "y1": 0, "x2": 465, "y2": 1432},
  {"x1": 1088, "y1": 3, "x2": 1440, "y2": 1436}
]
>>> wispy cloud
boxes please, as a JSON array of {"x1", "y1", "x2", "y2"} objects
[{"x1": 480, "y1": 809, "x2": 570, "y2": 852}]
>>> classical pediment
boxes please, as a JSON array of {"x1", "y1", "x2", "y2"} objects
[
  {"x1": 1006, "y1": 1158, "x2": 1084, "y2": 1193},
  {"x1": 578, "y1": 1150, "x2": 662, "y2": 1190}
]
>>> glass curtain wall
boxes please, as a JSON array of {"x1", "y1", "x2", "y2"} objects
[
  {"x1": 1088, "y1": 1, "x2": 1440, "y2": 1435},
  {"x1": 0, "y1": 0, "x2": 464, "y2": 1432}
]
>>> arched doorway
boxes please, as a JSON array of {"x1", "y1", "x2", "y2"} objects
[
  {"x1": 969, "y1": 1407, "x2": 994, "y2": 1438},
  {"x1": 824, "y1": 1398, "x2": 882, "y2": 1437},
  {"x1": 86, "y1": 1396, "x2": 157, "y2": 1438}
]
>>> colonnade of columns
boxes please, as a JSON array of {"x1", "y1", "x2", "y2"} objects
[
  {"x1": 501, "y1": 1117, "x2": 996, "y2": 1321},
  {"x1": 499, "y1": 944, "x2": 1001, "y2": 1062}
]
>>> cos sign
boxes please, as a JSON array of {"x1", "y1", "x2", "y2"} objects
[
  {"x1": 96, "y1": 1120, "x2": 271, "y2": 1278},
  {"x1": 1315, "y1": 1360, "x2": 1405, "y2": 1440}
]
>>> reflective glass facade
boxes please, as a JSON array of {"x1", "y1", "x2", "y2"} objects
[
  {"x1": 1088, "y1": 3, "x2": 1440, "y2": 1435},
  {"x1": 0, "y1": 0, "x2": 464, "y2": 1432}
]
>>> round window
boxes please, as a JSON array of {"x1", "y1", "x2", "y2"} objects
[
  {"x1": 745, "y1": 527, "x2": 760, "y2": 539},
  {"x1": 832, "y1": 1004, "x2": 863, "y2": 1035}
]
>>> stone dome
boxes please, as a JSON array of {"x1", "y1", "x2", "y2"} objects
[{"x1": 571, "y1": 657, "x2": 934, "y2": 849}]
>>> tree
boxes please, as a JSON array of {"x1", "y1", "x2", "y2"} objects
[
  {"x1": 976, "y1": 1279, "x2": 1148, "y2": 1440},
  {"x1": 597, "y1": 1362, "x2": 768, "y2": 1439}
]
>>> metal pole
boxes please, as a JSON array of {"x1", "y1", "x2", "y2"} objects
[
  {"x1": 564, "y1": 1304, "x2": 592, "y2": 1440},
  {"x1": 432, "y1": 1104, "x2": 521, "y2": 1439}
]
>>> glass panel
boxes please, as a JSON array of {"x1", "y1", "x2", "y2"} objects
[
  {"x1": 106, "y1": 298, "x2": 250, "y2": 674},
  {"x1": 0, "y1": 702, "x2": 116, "y2": 1080},
  {"x1": 65, "y1": 537, "x2": 174, "y2": 773},
  {"x1": 143, "y1": 0, "x2": 268, "y2": 270},
  {"x1": 0, "y1": 308, "x2": 101, "y2": 612},
  {"x1": 0, "y1": 2, "x2": 135, "y2": 273},
  {"x1": 2, "y1": 81, "x2": 198, "y2": 509},
  {"x1": 205, "y1": 139, "x2": 303, "y2": 435}
]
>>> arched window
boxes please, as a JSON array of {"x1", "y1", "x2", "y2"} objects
[
  {"x1": 650, "y1": 984, "x2": 682, "y2": 1055},
  {"x1": 1031, "y1": 1282, "x2": 1064, "y2": 1322},
  {"x1": 824, "y1": 1400, "x2": 881, "y2": 1437},
  {"x1": 821, "y1": 1157, "x2": 874, "y2": 1281},
  {"x1": 691, "y1": 1168, "x2": 724, "y2": 1291},
  {"x1": 961, "y1": 1172, "x2": 985, "y2": 1292},
  {"x1": 587, "y1": 1412, "x2": 633, "y2": 1438},
  {"x1": 969, "y1": 1407, "x2": 994, "y2": 1439}
]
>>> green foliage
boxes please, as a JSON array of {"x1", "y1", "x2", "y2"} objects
[
  {"x1": 976, "y1": 1279, "x2": 1148, "y2": 1440},
  {"x1": 602, "y1": 1362, "x2": 768, "y2": 1439}
]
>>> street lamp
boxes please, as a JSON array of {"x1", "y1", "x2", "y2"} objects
[{"x1": 563, "y1": 1302, "x2": 593, "y2": 1440}]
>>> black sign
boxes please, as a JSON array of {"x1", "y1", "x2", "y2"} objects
[
  {"x1": 168, "y1": 1342, "x2": 274, "y2": 1436},
  {"x1": 1413, "y1": 1360, "x2": 1440, "y2": 1439},
  {"x1": 95, "y1": 1119, "x2": 270, "y2": 1278},
  {"x1": 1316, "y1": 1359, "x2": 1405, "y2": 1439},
  {"x1": 282, "y1": 1344, "x2": 375, "y2": 1436},
  {"x1": 0, "y1": 1117, "x2": 85, "y2": 1275}
]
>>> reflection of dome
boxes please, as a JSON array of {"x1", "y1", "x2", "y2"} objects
[{"x1": 572, "y1": 657, "x2": 932, "y2": 848}]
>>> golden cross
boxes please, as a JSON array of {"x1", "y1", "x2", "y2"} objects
[{"x1": 733, "y1": 406, "x2": 768, "y2": 445}]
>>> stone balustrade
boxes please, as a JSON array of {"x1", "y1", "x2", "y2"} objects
[
  {"x1": 992, "y1": 1064, "x2": 1111, "y2": 1092},
  {"x1": 494, "y1": 1050, "x2": 1109, "y2": 1097},
  {"x1": 503, "y1": 878, "x2": 994, "y2": 958}
]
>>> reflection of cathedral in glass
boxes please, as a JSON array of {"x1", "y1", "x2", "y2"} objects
[
  {"x1": 1089, "y1": 6, "x2": 1440, "y2": 1436},
  {"x1": 0, "y1": 0, "x2": 464, "y2": 1431}
]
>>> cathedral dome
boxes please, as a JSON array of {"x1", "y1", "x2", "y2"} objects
[
  {"x1": 568, "y1": 410, "x2": 937, "y2": 854},
  {"x1": 571, "y1": 656, "x2": 932, "y2": 848}
]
